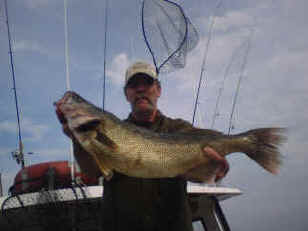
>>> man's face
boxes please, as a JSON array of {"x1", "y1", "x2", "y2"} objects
[{"x1": 125, "y1": 74, "x2": 161, "y2": 114}]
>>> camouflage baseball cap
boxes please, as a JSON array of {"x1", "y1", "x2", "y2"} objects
[{"x1": 125, "y1": 61, "x2": 158, "y2": 86}]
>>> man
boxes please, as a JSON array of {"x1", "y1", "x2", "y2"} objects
[
  {"x1": 102, "y1": 61, "x2": 229, "y2": 231},
  {"x1": 58, "y1": 61, "x2": 229, "y2": 231}
]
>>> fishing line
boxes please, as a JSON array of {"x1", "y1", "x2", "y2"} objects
[
  {"x1": 4, "y1": 0, "x2": 25, "y2": 169},
  {"x1": 192, "y1": 0, "x2": 223, "y2": 126},
  {"x1": 228, "y1": 29, "x2": 254, "y2": 134}
]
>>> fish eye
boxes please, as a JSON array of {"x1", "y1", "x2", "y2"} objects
[{"x1": 72, "y1": 94, "x2": 84, "y2": 103}]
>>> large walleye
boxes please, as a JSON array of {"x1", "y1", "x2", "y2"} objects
[{"x1": 55, "y1": 91, "x2": 286, "y2": 183}]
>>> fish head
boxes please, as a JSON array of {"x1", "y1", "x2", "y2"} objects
[{"x1": 54, "y1": 91, "x2": 104, "y2": 135}]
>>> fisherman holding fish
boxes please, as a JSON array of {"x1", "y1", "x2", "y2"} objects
[
  {"x1": 55, "y1": 60, "x2": 285, "y2": 231},
  {"x1": 56, "y1": 61, "x2": 229, "y2": 231}
]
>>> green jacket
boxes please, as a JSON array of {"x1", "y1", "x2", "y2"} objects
[{"x1": 101, "y1": 111, "x2": 196, "y2": 231}]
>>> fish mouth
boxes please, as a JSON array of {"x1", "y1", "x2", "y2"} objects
[
  {"x1": 54, "y1": 91, "x2": 76, "y2": 106},
  {"x1": 53, "y1": 91, "x2": 76, "y2": 124},
  {"x1": 55, "y1": 106, "x2": 67, "y2": 124},
  {"x1": 54, "y1": 99, "x2": 65, "y2": 124},
  {"x1": 53, "y1": 91, "x2": 81, "y2": 111}
]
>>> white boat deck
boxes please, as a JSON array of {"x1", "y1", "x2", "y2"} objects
[{"x1": 0, "y1": 185, "x2": 241, "y2": 210}]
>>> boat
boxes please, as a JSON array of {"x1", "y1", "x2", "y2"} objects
[{"x1": 0, "y1": 160, "x2": 241, "y2": 231}]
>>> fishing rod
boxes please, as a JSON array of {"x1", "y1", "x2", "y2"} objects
[
  {"x1": 228, "y1": 29, "x2": 254, "y2": 134},
  {"x1": 210, "y1": 40, "x2": 248, "y2": 129},
  {"x1": 102, "y1": 0, "x2": 109, "y2": 111},
  {"x1": 192, "y1": 0, "x2": 223, "y2": 126},
  {"x1": 4, "y1": 0, "x2": 25, "y2": 169}
]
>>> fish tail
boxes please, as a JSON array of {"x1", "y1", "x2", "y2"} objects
[{"x1": 240, "y1": 127, "x2": 286, "y2": 174}]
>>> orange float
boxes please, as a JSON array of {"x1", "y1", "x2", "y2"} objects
[{"x1": 11, "y1": 161, "x2": 98, "y2": 194}]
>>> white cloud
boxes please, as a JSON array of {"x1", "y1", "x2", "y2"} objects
[
  {"x1": 12, "y1": 40, "x2": 49, "y2": 56},
  {"x1": 106, "y1": 53, "x2": 131, "y2": 86},
  {"x1": 0, "y1": 120, "x2": 17, "y2": 134},
  {"x1": 268, "y1": 51, "x2": 308, "y2": 74},
  {"x1": 23, "y1": 118, "x2": 49, "y2": 142},
  {"x1": 163, "y1": 30, "x2": 248, "y2": 93},
  {"x1": 0, "y1": 118, "x2": 49, "y2": 142},
  {"x1": 214, "y1": 10, "x2": 255, "y2": 32},
  {"x1": 24, "y1": 0, "x2": 51, "y2": 10}
]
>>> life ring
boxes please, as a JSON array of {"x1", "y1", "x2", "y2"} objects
[{"x1": 11, "y1": 161, "x2": 98, "y2": 195}]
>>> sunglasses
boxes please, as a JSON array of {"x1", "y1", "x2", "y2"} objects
[{"x1": 126, "y1": 76, "x2": 155, "y2": 88}]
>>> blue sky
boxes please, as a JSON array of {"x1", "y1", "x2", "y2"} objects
[{"x1": 1, "y1": 0, "x2": 308, "y2": 230}]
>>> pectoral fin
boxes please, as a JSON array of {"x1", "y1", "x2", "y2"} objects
[{"x1": 91, "y1": 152, "x2": 113, "y2": 180}]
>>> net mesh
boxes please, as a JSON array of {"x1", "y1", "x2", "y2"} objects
[{"x1": 142, "y1": 0, "x2": 199, "y2": 74}]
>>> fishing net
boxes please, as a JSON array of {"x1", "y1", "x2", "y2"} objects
[{"x1": 142, "y1": 0, "x2": 199, "y2": 74}]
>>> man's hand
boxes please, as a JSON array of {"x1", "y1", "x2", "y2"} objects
[{"x1": 203, "y1": 147, "x2": 229, "y2": 182}]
